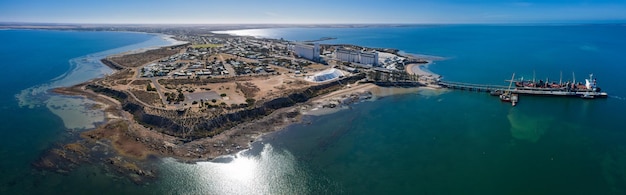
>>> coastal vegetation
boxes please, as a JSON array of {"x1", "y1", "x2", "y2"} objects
[
  {"x1": 146, "y1": 83, "x2": 156, "y2": 91},
  {"x1": 131, "y1": 90, "x2": 162, "y2": 107}
]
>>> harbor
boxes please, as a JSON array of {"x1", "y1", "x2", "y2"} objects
[
  {"x1": 368, "y1": 67, "x2": 608, "y2": 107},
  {"x1": 360, "y1": 56, "x2": 611, "y2": 103}
]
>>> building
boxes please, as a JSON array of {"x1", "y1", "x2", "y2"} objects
[
  {"x1": 308, "y1": 68, "x2": 344, "y2": 82},
  {"x1": 359, "y1": 51, "x2": 379, "y2": 66},
  {"x1": 335, "y1": 48, "x2": 379, "y2": 66},
  {"x1": 292, "y1": 43, "x2": 320, "y2": 62},
  {"x1": 335, "y1": 48, "x2": 360, "y2": 63}
]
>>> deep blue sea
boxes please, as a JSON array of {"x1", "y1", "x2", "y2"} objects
[{"x1": 2, "y1": 25, "x2": 626, "y2": 194}]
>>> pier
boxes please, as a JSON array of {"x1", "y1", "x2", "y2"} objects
[
  {"x1": 438, "y1": 81, "x2": 509, "y2": 92},
  {"x1": 364, "y1": 68, "x2": 608, "y2": 99},
  {"x1": 437, "y1": 80, "x2": 608, "y2": 98}
]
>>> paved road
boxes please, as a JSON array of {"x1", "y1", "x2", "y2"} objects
[
  {"x1": 150, "y1": 77, "x2": 170, "y2": 107},
  {"x1": 219, "y1": 54, "x2": 237, "y2": 76}
]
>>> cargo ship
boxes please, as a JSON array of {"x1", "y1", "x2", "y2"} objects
[
  {"x1": 438, "y1": 72, "x2": 608, "y2": 101},
  {"x1": 511, "y1": 73, "x2": 607, "y2": 98}
]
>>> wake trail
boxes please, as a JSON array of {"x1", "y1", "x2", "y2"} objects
[{"x1": 610, "y1": 96, "x2": 626, "y2": 100}]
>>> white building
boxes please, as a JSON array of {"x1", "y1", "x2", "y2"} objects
[
  {"x1": 335, "y1": 48, "x2": 379, "y2": 66},
  {"x1": 335, "y1": 48, "x2": 360, "y2": 63},
  {"x1": 307, "y1": 68, "x2": 344, "y2": 82},
  {"x1": 359, "y1": 51, "x2": 379, "y2": 66},
  {"x1": 292, "y1": 43, "x2": 320, "y2": 62}
]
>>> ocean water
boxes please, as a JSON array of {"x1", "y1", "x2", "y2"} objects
[
  {"x1": 0, "y1": 29, "x2": 173, "y2": 194},
  {"x1": 2, "y1": 25, "x2": 626, "y2": 194},
  {"x1": 169, "y1": 25, "x2": 625, "y2": 194}
]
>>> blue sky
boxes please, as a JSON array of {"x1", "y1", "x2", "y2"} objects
[{"x1": 1, "y1": 0, "x2": 626, "y2": 24}]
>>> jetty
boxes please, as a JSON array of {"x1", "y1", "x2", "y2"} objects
[
  {"x1": 366, "y1": 67, "x2": 608, "y2": 102},
  {"x1": 438, "y1": 81, "x2": 509, "y2": 92},
  {"x1": 303, "y1": 37, "x2": 337, "y2": 42},
  {"x1": 437, "y1": 80, "x2": 608, "y2": 98}
]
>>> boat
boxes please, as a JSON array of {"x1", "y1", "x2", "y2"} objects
[
  {"x1": 500, "y1": 93, "x2": 511, "y2": 102},
  {"x1": 508, "y1": 72, "x2": 607, "y2": 98},
  {"x1": 500, "y1": 73, "x2": 518, "y2": 106},
  {"x1": 490, "y1": 90, "x2": 503, "y2": 96},
  {"x1": 581, "y1": 92, "x2": 595, "y2": 99},
  {"x1": 499, "y1": 92, "x2": 519, "y2": 106}
]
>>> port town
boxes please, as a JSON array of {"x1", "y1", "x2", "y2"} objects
[
  {"x1": 25, "y1": 27, "x2": 610, "y2": 184},
  {"x1": 4, "y1": 0, "x2": 626, "y2": 193}
]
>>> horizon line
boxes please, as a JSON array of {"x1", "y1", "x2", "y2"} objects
[
  {"x1": 2, "y1": 21, "x2": 626, "y2": 30},
  {"x1": 2, "y1": 20, "x2": 626, "y2": 26}
]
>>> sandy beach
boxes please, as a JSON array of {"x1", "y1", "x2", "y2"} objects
[{"x1": 406, "y1": 62, "x2": 440, "y2": 78}]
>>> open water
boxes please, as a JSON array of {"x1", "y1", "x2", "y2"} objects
[
  {"x1": 2, "y1": 25, "x2": 626, "y2": 194},
  {"x1": 0, "y1": 29, "x2": 173, "y2": 194}
]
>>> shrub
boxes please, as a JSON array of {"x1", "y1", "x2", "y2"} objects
[
  {"x1": 245, "y1": 98, "x2": 256, "y2": 106},
  {"x1": 177, "y1": 92, "x2": 185, "y2": 101},
  {"x1": 146, "y1": 83, "x2": 156, "y2": 91}
]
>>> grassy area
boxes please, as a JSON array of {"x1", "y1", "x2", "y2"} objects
[{"x1": 192, "y1": 44, "x2": 223, "y2": 48}]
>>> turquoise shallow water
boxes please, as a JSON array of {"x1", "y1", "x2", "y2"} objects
[
  {"x1": 181, "y1": 25, "x2": 626, "y2": 194},
  {"x1": 0, "y1": 30, "x2": 172, "y2": 194},
  {"x1": 2, "y1": 25, "x2": 626, "y2": 194}
]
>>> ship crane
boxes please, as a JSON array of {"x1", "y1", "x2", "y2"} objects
[{"x1": 500, "y1": 73, "x2": 518, "y2": 106}]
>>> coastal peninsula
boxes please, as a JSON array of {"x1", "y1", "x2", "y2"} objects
[{"x1": 33, "y1": 30, "x2": 438, "y2": 184}]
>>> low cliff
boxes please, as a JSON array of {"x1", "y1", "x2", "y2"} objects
[{"x1": 87, "y1": 74, "x2": 365, "y2": 140}]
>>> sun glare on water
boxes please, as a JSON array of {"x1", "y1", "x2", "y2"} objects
[
  {"x1": 213, "y1": 29, "x2": 276, "y2": 38},
  {"x1": 159, "y1": 144, "x2": 311, "y2": 194}
]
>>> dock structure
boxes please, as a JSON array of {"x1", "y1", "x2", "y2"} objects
[
  {"x1": 438, "y1": 80, "x2": 608, "y2": 98},
  {"x1": 438, "y1": 81, "x2": 509, "y2": 92},
  {"x1": 509, "y1": 89, "x2": 607, "y2": 97},
  {"x1": 374, "y1": 81, "x2": 424, "y2": 87}
]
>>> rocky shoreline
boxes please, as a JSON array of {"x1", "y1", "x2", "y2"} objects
[
  {"x1": 30, "y1": 32, "x2": 433, "y2": 185},
  {"x1": 33, "y1": 73, "x2": 380, "y2": 184}
]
